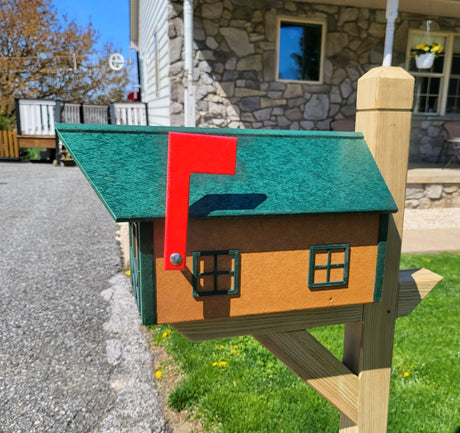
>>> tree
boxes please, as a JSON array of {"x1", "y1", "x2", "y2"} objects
[{"x1": 0, "y1": 0, "x2": 130, "y2": 116}]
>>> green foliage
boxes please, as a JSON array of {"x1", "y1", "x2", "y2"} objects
[
  {"x1": 0, "y1": 114, "x2": 15, "y2": 130},
  {"x1": 0, "y1": 0, "x2": 130, "y2": 116},
  {"x1": 19, "y1": 147, "x2": 43, "y2": 160},
  {"x1": 154, "y1": 253, "x2": 459, "y2": 433}
]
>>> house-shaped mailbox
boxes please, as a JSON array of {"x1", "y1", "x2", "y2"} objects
[{"x1": 56, "y1": 124, "x2": 397, "y2": 327}]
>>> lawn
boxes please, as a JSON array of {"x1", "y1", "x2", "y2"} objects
[{"x1": 152, "y1": 253, "x2": 459, "y2": 433}]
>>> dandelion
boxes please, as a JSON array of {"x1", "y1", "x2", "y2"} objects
[
  {"x1": 125, "y1": 269, "x2": 131, "y2": 276},
  {"x1": 161, "y1": 329, "x2": 172, "y2": 339},
  {"x1": 219, "y1": 345, "x2": 225, "y2": 349},
  {"x1": 422, "y1": 258, "x2": 431, "y2": 262},
  {"x1": 155, "y1": 370, "x2": 163, "y2": 378},
  {"x1": 403, "y1": 371, "x2": 410, "y2": 378},
  {"x1": 212, "y1": 361, "x2": 228, "y2": 367}
]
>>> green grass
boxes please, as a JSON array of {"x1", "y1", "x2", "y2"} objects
[
  {"x1": 152, "y1": 253, "x2": 460, "y2": 433},
  {"x1": 19, "y1": 147, "x2": 43, "y2": 160}
]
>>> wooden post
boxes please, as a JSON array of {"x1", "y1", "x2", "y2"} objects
[{"x1": 339, "y1": 67, "x2": 414, "y2": 432}]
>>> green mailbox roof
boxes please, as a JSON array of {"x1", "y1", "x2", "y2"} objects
[{"x1": 56, "y1": 124, "x2": 397, "y2": 222}]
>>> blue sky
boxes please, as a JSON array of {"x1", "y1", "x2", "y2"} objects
[{"x1": 54, "y1": 0, "x2": 131, "y2": 56}]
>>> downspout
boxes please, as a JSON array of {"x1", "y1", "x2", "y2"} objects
[
  {"x1": 183, "y1": 0, "x2": 195, "y2": 126},
  {"x1": 382, "y1": 0, "x2": 399, "y2": 66}
]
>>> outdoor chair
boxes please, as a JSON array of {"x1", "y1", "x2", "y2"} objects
[{"x1": 438, "y1": 122, "x2": 460, "y2": 166}]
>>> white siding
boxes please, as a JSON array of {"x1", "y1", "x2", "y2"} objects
[{"x1": 138, "y1": 0, "x2": 170, "y2": 126}]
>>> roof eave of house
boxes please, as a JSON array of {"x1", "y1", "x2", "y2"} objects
[
  {"x1": 306, "y1": 0, "x2": 460, "y2": 19},
  {"x1": 129, "y1": 0, "x2": 139, "y2": 50}
]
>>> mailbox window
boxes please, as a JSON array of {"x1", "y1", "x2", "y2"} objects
[
  {"x1": 308, "y1": 244, "x2": 349, "y2": 288},
  {"x1": 192, "y1": 250, "x2": 239, "y2": 297}
]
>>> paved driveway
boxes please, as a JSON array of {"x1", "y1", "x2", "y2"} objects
[{"x1": 0, "y1": 163, "x2": 167, "y2": 432}]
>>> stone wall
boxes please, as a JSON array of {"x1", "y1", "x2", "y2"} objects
[
  {"x1": 406, "y1": 183, "x2": 460, "y2": 208},
  {"x1": 168, "y1": 1, "x2": 460, "y2": 162},
  {"x1": 169, "y1": 0, "x2": 389, "y2": 129}
]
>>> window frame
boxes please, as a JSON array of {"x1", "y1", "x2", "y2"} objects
[
  {"x1": 308, "y1": 244, "x2": 350, "y2": 289},
  {"x1": 276, "y1": 17, "x2": 327, "y2": 84},
  {"x1": 406, "y1": 29, "x2": 460, "y2": 116},
  {"x1": 192, "y1": 250, "x2": 240, "y2": 298}
]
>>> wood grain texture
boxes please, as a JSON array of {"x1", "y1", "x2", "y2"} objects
[
  {"x1": 340, "y1": 67, "x2": 415, "y2": 433},
  {"x1": 17, "y1": 135, "x2": 55, "y2": 149},
  {"x1": 397, "y1": 268, "x2": 442, "y2": 317},
  {"x1": 172, "y1": 304, "x2": 364, "y2": 341},
  {"x1": 255, "y1": 330, "x2": 359, "y2": 424}
]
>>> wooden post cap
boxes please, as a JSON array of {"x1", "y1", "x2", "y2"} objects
[{"x1": 357, "y1": 66, "x2": 414, "y2": 111}]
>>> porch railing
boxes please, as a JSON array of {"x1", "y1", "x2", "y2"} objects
[
  {"x1": 110, "y1": 102, "x2": 148, "y2": 126},
  {"x1": 16, "y1": 99, "x2": 56, "y2": 136},
  {"x1": 15, "y1": 99, "x2": 148, "y2": 137}
]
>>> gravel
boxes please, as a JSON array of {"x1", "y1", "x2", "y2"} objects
[{"x1": 0, "y1": 163, "x2": 168, "y2": 433}]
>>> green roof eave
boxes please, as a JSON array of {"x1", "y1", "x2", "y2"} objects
[{"x1": 55, "y1": 124, "x2": 397, "y2": 222}]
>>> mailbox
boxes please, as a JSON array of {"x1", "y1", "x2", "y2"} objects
[{"x1": 56, "y1": 125, "x2": 397, "y2": 327}]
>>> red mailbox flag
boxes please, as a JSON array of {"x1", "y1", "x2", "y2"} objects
[{"x1": 164, "y1": 132, "x2": 238, "y2": 270}]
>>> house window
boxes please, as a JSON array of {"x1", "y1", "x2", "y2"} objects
[
  {"x1": 408, "y1": 31, "x2": 460, "y2": 115},
  {"x1": 308, "y1": 244, "x2": 350, "y2": 288},
  {"x1": 277, "y1": 19, "x2": 325, "y2": 83},
  {"x1": 192, "y1": 250, "x2": 239, "y2": 297}
]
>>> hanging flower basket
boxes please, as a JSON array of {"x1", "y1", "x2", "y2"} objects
[
  {"x1": 415, "y1": 52, "x2": 435, "y2": 69},
  {"x1": 411, "y1": 42, "x2": 443, "y2": 69}
]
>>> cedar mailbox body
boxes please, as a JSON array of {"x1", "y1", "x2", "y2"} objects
[{"x1": 56, "y1": 125, "x2": 397, "y2": 326}]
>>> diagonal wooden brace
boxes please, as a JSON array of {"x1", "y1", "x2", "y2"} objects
[{"x1": 255, "y1": 330, "x2": 359, "y2": 424}]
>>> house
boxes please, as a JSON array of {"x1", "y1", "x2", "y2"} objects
[
  {"x1": 55, "y1": 124, "x2": 397, "y2": 326},
  {"x1": 129, "y1": 0, "x2": 460, "y2": 162}
]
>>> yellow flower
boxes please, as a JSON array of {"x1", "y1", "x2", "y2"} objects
[
  {"x1": 125, "y1": 269, "x2": 131, "y2": 276},
  {"x1": 155, "y1": 370, "x2": 163, "y2": 378},
  {"x1": 403, "y1": 371, "x2": 410, "y2": 378},
  {"x1": 212, "y1": 361, "x2": 228, "y2": 367},
  {"x1": 219, "y1": 345, "x2": 225, "y2": 349},
  {"x1": 161, "y1": 329, "x2": 172, "y2": 339},
  {"x1": 423, "y1": 258, "x2": 431, "y2": 262}
]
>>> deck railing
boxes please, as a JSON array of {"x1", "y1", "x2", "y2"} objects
[
  {"x1": 110, "y1": 102, "x2": 148, "y2": 126},
  {"x1": 15, "y1": 99, "x2": 148, "y2": 137},
  {"x1": 16, "y1": 99, "x2": 56, "y2": 136}
]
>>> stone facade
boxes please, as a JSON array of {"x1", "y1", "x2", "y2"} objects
[
  {"x1": 167, "y1": 1, "x2": 460, "y2": 162},
  {"x1": 169, "y1": 1, "x2": 385, "y2": 129},
  {"x1": 405, "y1": 183, "x2": 460, "y2": 208}
]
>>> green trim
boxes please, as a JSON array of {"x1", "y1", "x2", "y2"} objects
[
  {"x1": 129, "y1": 221, "x2": 156, "y2": 325},
  {"x1": 373, "y1": 214, "x2": 389, "y2": 302},
  {"x1": 192, "y1": 250, "x2": 239, "y2": 297},
  {"x1": 308, "y1": 244, "x2": 350, "y2": 288}
]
